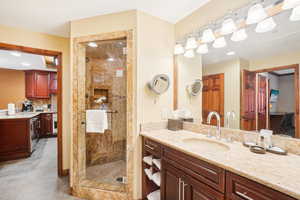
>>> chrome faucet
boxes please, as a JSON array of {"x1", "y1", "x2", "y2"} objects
[
  {"x1": 207, "y1": 111, "x2": 221, "y2": 139},
  {"x1": 225, "y1": 111, "x2": 236, "y2": 129}
]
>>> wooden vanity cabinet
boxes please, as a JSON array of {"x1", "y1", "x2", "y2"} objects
[
  {"x1": 39, "y1": 113, "x2": 53, "y2": 137},
  {"x1": 49, "y1": 72, "x2": 57, "y2": 94},
  {"x1": 226, "y1": 172, "x2": 296, "y2": 200},
  {"x1": 142, "y1": 137, "x2": 297, "y2": 200}
]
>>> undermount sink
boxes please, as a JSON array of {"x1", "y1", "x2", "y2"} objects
[{"x1": 181, "y1": 138, "x2": 230, "y2": 152}]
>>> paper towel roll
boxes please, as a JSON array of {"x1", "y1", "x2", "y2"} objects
[{"x1": 7, "y1": 103, "x2": 16, "y2": 116}]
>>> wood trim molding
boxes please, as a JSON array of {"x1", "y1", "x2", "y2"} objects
[{"x1": 0, "y1": 42, "x2": 65, "y2": 176}]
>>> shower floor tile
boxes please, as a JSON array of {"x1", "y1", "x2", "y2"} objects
[{"x1": 86, "y1": 160, "x2": 126, "y2": 185}]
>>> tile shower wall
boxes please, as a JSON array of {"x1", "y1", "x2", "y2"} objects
[{"x1": 85, "y1": 48, "x2": 127, "y2": 166}]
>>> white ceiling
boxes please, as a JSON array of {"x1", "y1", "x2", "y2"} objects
[
  {"x1": 0, "y1": 50, "x2": 56, "y2": 71},
  {"x1": 203, "y1": 10, "x2": 300, "y2": 65},
  {"x1": 0, "y1": 0, "x2": 210, "y2": 37}
]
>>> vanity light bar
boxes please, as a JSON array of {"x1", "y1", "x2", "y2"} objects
[{"x1": 174, "y1": 0, "x2": 291, "y2": 56}]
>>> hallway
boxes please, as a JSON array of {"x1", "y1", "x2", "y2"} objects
[{"x1": 0, "y1": 138, "x2": 82, "y2": 200}]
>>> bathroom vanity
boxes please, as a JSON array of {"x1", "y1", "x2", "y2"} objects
[{"x1": 141, "y1": 129, "x2": 300, "y2": 200}]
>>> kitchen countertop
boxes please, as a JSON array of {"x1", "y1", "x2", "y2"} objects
[
  {"x1": 140, "y1": 129, "x2": 300, "y2": 200},
  {"x1": 0, "y1": 111, "x2": 56, "y2": 120}
]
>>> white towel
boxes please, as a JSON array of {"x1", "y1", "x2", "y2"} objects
[
  {"x1": 147, "y1": 190, "x2": 160, "y2": 200},
  {"x1": 153, "y1": 159, "x2": 161, "y2": 170},
  {"x1": 152, "y1": 172, "x2": 161, "y2": 187},
  {"x1": 143, "y1": 155, "x2": 153, "y2": 165},
  {"x1": 86, "y1": 110, "x2": 108, "y2": 133}
]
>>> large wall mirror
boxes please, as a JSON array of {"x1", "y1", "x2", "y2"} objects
[{"x1": 176, "y1": 1, "x2": 300, "y2": 139}]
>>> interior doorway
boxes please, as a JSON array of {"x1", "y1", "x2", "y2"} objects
[
  {"x1": 0, "y1": 42, "x2": 64, "y2": 176},
  {"x1": 241, "y1": 64, "x2": 299, "y2": 138}
]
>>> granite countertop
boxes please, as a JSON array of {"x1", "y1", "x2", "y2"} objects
[
  {"x1": 0, "y1": 111, "x2": 56, "y2": 120},
  {"x1": 140, "y1": 129, "x2": 300, "y2": 200}
]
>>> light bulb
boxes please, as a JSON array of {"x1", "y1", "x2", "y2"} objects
[
  {"x1": 196, "y1": 44, "x2": 208, "y2": 54},
  {"x1": 88, "y1": 42, "x2": 98, "y2": 48},
  {"x1": 174, "y1": 44, "x2": 185, "y2": 55},
  {"x1": 202, "y1": 29, "x2": 216, "y2": 43},
  {"x1": 184, "y1": 49, "x2": 195, "y2": 58},
  {"x1": 185, "y1": 37, "x2": 198, "y2": 50},
  {"x1": 255, "y1": 17, "x2": 277, "y2": 33},
  {"x1": 213, "y1": 37, "x2": 227, "y2": 48},
  {"x1": 221, "y1": 18, "x2": 237, "y2": 35},
  {"x1": 282, "y1": 0, "x2": 300, "y2": 10},
  {"x1": 246, "y1": 3, "x2": 268, "y2": 24},
  {"x1": 231, "y1": 29, "x2": 248, "y2": 42},
  {"x1": 227, "y1": 51, "x2": 236, "y2": 56},
  {"x1": 290, "y1": 5, "x2": 300, "y2": 21}
]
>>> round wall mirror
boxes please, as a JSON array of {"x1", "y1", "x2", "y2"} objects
[
  {"x1": 148, "y1": 74, "x2": 170, "y2": 95},
  {"x1": 187, "y1": 79, "x2": 202, "y2": 96}
]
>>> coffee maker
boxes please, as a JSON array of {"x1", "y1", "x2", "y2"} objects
[{"x1": 22, "y1": 100, "x2": 33, "y2": 112}]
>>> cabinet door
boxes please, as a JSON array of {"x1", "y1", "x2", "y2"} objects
[
  {"x1": 35, "y1": 71, "x2": 50, "y2": 98},
  {"x1": 184, "y1": 175, "x2": 224, "y2": 200},
  {"x1": 49, "y1": 72, "x2": 57, "y2": 94},
  {"x1": 25, "y1": 71, "x2": 36, "y2": 98},
  {"x1": 162, "y1": 160, "x2": 184, "y2": 200},
  {"x1": 40, "y1": 114, "x2": 53, "y2": 136}
]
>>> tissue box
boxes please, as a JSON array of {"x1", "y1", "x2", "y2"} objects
[{"x1": 168, "y1": 119, "x2": 183, "y2": 131}]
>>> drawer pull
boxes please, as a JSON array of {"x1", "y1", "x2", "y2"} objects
[
  {"x1": 145, "y1": 144, "x2": 155, "y2": 150},
  {"x1": 236, "y1": 191, "x2": 253, "y2": 200}
]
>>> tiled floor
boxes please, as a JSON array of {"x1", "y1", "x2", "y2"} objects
[
  {"x1": 0, "y1": 138, "x2": 83, "y2": 200},
  {"x1": 86, "y1": 160, "x2": 126, "y2": 185}
]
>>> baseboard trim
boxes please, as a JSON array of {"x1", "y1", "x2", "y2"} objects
[{"x1": 61, "y1": 169, "x2": 69, "y2": 176}]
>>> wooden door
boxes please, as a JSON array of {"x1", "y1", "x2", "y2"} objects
[
  {"x1": 35, "y1": 71, "x2": 50, "y2": 98},
  {"x1": 161, "y1": 160, "x2": 184, "y2": 200},
  {"x1": 202, "y1": 74, "x2": 224, "y2": 126},
  {"x1": 184, "y1": 174, "x2": 224, "y2": 200},
  {"x1": 257, "y1": 75, "x2": 268, "y2": 130},
  {"x1": 25, "y1": 71, "x2": 36, "y2": 98},
  {"x1": 241, "y1": 70, "x2": 256, "y2": 131}
]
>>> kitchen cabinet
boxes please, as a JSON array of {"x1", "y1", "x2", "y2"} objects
[
  {"x1": 0, "y1": 118, "x2": 31, "y2": 161},
  {"x1": 39, "y1": 113, "x2": 53, "y2": 138},
  {"x1": 49, "y1": 72, "x2": 57, "y2": 94},
  {"x1": 142, "y1": 137, "x2": 297, "y2": 200},
  {"x1": 25, "y1": 71, "x2": 50, "y2": 99}
]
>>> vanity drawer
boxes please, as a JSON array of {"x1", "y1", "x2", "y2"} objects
[
  {"x1": 162, "y1": 146, "x2": 225, "y2": 193},
  {"x1": 226, "y1": 172, "x2": 296, "y2": 200},
  {"x1": 143, "y1": 138, "x2": 161, "y2": 156}
]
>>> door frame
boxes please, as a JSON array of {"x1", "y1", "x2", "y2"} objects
[
  {"x1": 71, "y1": 30, "x2": 135, "y2": 199},
  {"x1": 242, "y1": 64, "x2": 300, "y2": 138},
  {"x1": 0, "y1": 42, "x2": 65, "y2": 176}
]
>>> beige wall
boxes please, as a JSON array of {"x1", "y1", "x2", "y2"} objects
[
  {"x1": 176, "y1": 55, "x2": 202, "y2": 122},
  {"x1": 203, "y1": 59, "x2": 242, "y2": 129},
  {"x1": 278, "y1": 75, "x2": 295, "y2": 113},
  {"x1": 0, "y1": 24, "x2": 71, "y2": 170},
  {"x1": 70, "y1": 10, "x2": 137, "y2": 38},
  {"x1": 175, "y1": 0, "x2": 252, "y2": 39},
  {"x1": 0, "y1": 68, "x2": 25, "y2": 109},
  {"x1": 249, "y1": 51, "x2": 300, "y2": 70},
  {"x1": 70, "y1": 10, "x2": 175, "y2": 199}
]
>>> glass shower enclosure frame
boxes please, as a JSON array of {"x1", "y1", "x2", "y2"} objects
[{"x1": 71, "y1": 30, "x2": 135, "y2": 200}]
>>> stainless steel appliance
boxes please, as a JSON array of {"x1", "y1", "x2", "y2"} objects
[
  {"x1": 22, "y1": 100, "x2": 33, "y2": 112},
  {"x1": 29, "y1": 117, "x2": 40, "y2": 153},
  {"x1": 53, "y1": 113, "x2": 57, "y2": 135}
]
